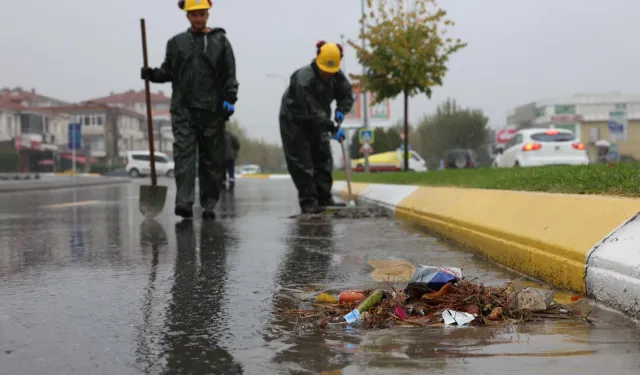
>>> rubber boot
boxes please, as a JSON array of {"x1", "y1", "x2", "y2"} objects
[
  {"x1": 301, "y1": 203, "x2": 325, "y2": 214},
  {"x1": 228, "y1": 180, "x2": 235, "y2": 191},
  {"x1": 202, "y1": 209, "x2": 216, "y2": 220},
  {"x1": 319, "y1": 198, "x2": 345, "y2": 207},
  {"x1": 175, "y1": 204, "x2": 193, "y2": 218}
]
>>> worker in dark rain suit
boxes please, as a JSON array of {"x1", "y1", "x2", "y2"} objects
[
  {"x1": 140, "y1": 0, "x2": 239, "y2": 220},
  {"x1": 279, "y1": 41, "x2": 354, "y2": 214}
]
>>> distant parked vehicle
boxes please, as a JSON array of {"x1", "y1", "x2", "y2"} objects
[
  {"x1": 125, "y1": 151, "x2": 175, "y2": 178},
  {"x1": 239, "y1": 164, "x2": 262, "y2": 175},
  {"x1": 493, "y1": 128, "x2": 589, "y2": 168},
  {"x1": 444, "y1": 149, "x2": 477, "y2": 169},
  {"x1": 351, "y1": 149, "x2": 428, "y2": 172}
]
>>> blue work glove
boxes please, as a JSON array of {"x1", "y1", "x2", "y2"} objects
[
  {"x1": 223, "y1": 101, "x2": 235, "y2": 116},
  {"x1": 332, "y1": 128, "x2": 345, "y2": 142},
  {"x1": 334, "y1": 110, "x2": 344, "y2": 124}
]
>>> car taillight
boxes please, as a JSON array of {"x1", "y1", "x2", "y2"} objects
[
  {"x1": 522, "y1": 143, "x2": 541, "y2": 151},
  {"x1": 467, "y1": 160, "x2": 474, "y2": 167},
  {"x1": 572, "y1": 143, "x2": 585, "y2": 150},
  {"x1": 546, "y1": 130, "x2": 559, "y2": 135}
]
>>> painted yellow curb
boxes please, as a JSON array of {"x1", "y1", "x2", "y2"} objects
[{"x1": 338, "y1": 183, "x2": 640, "y2": 293}]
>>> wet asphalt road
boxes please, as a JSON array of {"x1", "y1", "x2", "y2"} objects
[{"x1": 1, "y1": 178, "x2": 639, "y2": 374}]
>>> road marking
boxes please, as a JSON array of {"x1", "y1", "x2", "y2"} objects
[{"x1": 40, "y1": 200, "x2": 103, "y2": 209}]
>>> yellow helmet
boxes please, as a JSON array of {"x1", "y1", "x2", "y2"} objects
[
  {"x1": 315, "y1": 41, "x2": 342, "y2": 74},
  {"x1": 178, "y1": 0, "x2": 211, "y2": 12}
]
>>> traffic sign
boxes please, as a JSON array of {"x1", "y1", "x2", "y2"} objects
[
  {"x1": 67, "y1": 123, "x2": 82, "y2": 150},
  {"x1": 359, "y1": 141, "x2": 373, "y2": 154},
  {"x1": 358, "y1": 129, "x2": 374, "y2": 144}
]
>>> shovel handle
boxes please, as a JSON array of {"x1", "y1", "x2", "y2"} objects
[
  {"x1": 338, "y1": 125, "x2": 353, "y2": 204},
  {"x1": 140, "y1": 18, "x2": 157, "y2": 187}
]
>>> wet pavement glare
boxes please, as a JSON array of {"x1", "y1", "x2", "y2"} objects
[{"x1": 1, "y1": 178, "x2": 639, "y2": 374}]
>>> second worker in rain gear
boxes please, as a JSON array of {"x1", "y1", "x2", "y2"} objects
[
  {"x1": 279, "y1": 41, "x2": 354, "y2": 214},
  {"x1": 140, "y1": 0, "x2": 239, "y2": 220}
]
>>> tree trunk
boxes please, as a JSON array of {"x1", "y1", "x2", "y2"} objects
[{"x1": 403, "y1": 88, "x2": 409, "y2": 171}]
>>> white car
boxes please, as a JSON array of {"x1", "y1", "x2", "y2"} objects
[
  {"x1": 494, "y1": 128, "x2": 589, "y2": 168},
  {"x1": 126, "y1": 151, "x2": 175, "y2": 178},
  {"x1": 239, "y1": 164, "x2": 262, "y2": 175}
]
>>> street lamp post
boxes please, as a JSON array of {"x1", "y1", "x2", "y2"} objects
[{"x1": 360, "y1": 0, "x2": 370, "y2": 173}]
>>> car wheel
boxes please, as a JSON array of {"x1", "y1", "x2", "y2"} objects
[
  {"x1": 454, "y1": 155, "x2": 468, "y2": 169},
  {"x1": 166, "y1": 170, "x2": 174, "y2": 178},
  {"x1": 129, "y1": 168, "x2": 140, "y2": 178},
  {"x1": 514, "y1": 161, "x2": 520, "y2": 167}
]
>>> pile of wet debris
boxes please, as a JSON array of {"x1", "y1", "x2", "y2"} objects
[
  {"x1": 276, "y1": 265, "x2": 595, "y2": 330},
  {"x1": 289, "y1": 206, "x2": 390, "y2": 219}
]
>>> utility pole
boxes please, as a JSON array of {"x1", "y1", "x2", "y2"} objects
[
  {"x1": 340, "y1": 33, "x2": 351, "y2": 169},
  {"x1": 361, "y1": 0, "x2": 370, "y2": 173}
]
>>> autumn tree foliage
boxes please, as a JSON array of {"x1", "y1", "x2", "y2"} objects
[{"x1": 348, "y1": 0, "x2": 466, "y2": 170}]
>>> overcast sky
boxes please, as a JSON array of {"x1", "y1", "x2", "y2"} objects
[{"x1": 2, "y1": 0, "x2": 639, "y2": 145}]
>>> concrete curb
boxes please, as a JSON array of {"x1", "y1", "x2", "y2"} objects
[
  {"x1": 0, "y1": 177, "x2": 132, "y2": 193},
  {"x1": 332, "y1": 181, "x2": 640, "y2": 319}
]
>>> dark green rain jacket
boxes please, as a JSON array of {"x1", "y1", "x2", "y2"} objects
[
  {"x1": 279, "y1": 61, "x2": 354, "y2": 134},
  {"x1": 149, "y1": 27, "x2": 239, "y2": 117}
]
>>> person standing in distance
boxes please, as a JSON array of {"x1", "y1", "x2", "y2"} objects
[
  {"x1": 223, "y1": 130, "x2": 240, "y2": 191},
  {"x1": 279, "y1": 41, "x2": 353, "y2": 214},
  {"x1": 140, "y1": 0, "x2": 239, "y2": 220}
]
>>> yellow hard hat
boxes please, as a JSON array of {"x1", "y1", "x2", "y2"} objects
[
  {"x1": 315, "y1": 41, "x2": 342, "y2": 74},
  {"x1": 179, "y1": 0, "x2": 211, "y2": 12}
]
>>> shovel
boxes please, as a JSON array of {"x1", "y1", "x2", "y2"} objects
[
  {"x1": 339, "y1": 138, "x2": 356, "y2": 207},
  {"x1": 138, "y1": 18, "x2": 167, "y2": 218},
  {"x1": 324, "y1": 124, "x2": 357, "y2": 212}
]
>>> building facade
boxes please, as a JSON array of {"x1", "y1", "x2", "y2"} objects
[
  {"x1": 0, "y1": 87, "x2": 72, "y2": 147},
  {"x1": 48, "y1": 103, "x2": 146, "y2": 164},
  {"x1": 89, "y1": 89, "x2": 174, "y2": 155},
  {"x1": 507, "y1": 93, "x2": 640, "y2": 160}
]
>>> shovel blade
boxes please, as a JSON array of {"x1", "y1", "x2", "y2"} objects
[{"x1": 139, "y1": 184, "x2": 168, "y2": 218}]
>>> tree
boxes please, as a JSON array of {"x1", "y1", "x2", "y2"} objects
[
  {"x1": 225, "y1": 120, "x2": 286, "y2": 172},
  {"x1": 415, "y1": 98, "x2": 488, "y2": 169},
  {"x1": 348, "y1": 0, "x2": 466, "y2": 170}
]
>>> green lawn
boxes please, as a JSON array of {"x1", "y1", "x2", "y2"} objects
[{"x1": 332, "y1": 163, "x2": 640, "y2": 197}]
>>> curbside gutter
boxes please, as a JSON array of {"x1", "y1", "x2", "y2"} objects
[
  {"x1": 0, "y1": 177, "x2": 132, "y2": 193},
  {"x1": 332, "y1": 180, "x2": 640, "y2": 319}
]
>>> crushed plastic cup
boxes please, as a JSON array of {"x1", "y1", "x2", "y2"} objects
[{"x1": 343, "y1": 309, "x2": 361, "y2": 324}]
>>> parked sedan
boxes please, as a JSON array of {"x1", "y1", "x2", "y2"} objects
[{"x1": 494, "y1": 128, "x2": 589, "y2": 168}]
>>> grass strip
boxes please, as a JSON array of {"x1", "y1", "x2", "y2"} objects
[{"x1": 332, "y1": 163, "x2": 640, "y2": 197}]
